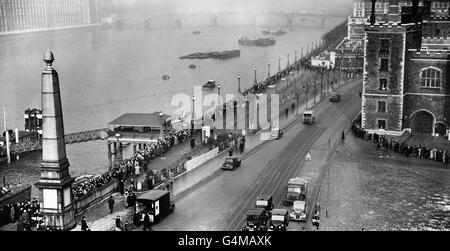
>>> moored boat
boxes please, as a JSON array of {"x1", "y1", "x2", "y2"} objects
[{"x1": 162, "y1": 75, "x2": 170, "y2": 80}]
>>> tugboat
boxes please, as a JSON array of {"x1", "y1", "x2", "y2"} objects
[
  {"x1": 162, "y1": 75, "x2": 170, "y2": 80},
  {"x1": 189, "y1": 64, "x2": 196, "y2": 69},
  {"x1": 238, "y1": 36, "x2": 276, "y2": 47},
  {"x1": 203, "y1": 80, "x2": 216, "y2": 89}
]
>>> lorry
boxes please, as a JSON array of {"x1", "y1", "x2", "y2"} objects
[
  {"x1": 135, "y1": 190, "x2": 175, "y2": 224},
  {"x1": 283, "y1": 177, "x2": 309, "y2": 205},
  {"x1": 303, "y1": 111, "x2": 315, "y2": 125},
  {"x1": 329, "y1": 91, "x2": 341, "y2": 102},
  {"x1": 255, "y1": 195, "x2": 273, "y2": 216}
]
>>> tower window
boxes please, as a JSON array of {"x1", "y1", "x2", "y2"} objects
[
  {"x1": 380, "y1": 58, "x2": 389, "y2": 72},
  {"x1": 420, "y1": 67, "x2": 442, "y2": 88},
  {"x1": 380, "y1": 39, "x2": 390, "y2": 53},
  {"x1": 377, "y1": 119, "x2": 387, "y2": 130},
  {"x1": 379, "y1": 79, "x2": 388, "y2": 90},
  {"x1": 377, "y1": 101, "x2": 387, "y2": 113}
]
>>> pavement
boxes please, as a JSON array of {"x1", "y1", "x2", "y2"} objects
[{"x1": 317, "y1": 130, "x2": 450, "y2": 231}]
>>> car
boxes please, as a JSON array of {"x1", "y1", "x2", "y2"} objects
[
  {"x1": 290, "y1": 200, "x2": 307, "y2": 221},
  {"x1": 269, "y1": 209, "x2": 289, "y2": 231},
  {"x1": 222, "y1": 157, "x2": 241, "y2": 170},
  {"x1": 329, "y1": 91, "x2": 341, "y2": 102},
  {"x1": 241, "y1": 208, "x2": 268, "y2": 231},
  {"x1": 303, "y1": 111, "x2": 316, "y2": 125},
  {"x1": 269, "y1": 128, "x2": 283, "y2": 140}
]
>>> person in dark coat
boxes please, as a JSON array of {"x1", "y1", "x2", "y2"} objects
[
  {"x1": 108, "y1": 195, "x2": 115, "y2": 214},
  {"x1": 81, "y1": 216, "x2": 89, "y2": 231},
  {"x1": 143, "y1": 211, "x2": 151, "y2": 231},
  {"x1": 228, "y1": 147, "x2": 233, "y2": 156},
  {"x1": 341, "y1": 131, "x2": 345, "y2": 141},
  {"x1": 115, "y1": 216, "x2": 123, "y2": 231}
]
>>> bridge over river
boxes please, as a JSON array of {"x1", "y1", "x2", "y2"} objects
[
  {"x1": 10, "y1": 128, "x2": 109, "y2": 154},
  {"x1": 107, "y1": 11, "x2": 348, "y2": 29}
]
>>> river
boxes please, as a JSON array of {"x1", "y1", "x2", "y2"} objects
[{"x1": 0, "y1": 20, "x2": 341, "y2": 196}]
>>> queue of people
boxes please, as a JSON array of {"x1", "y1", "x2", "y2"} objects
[
  {"x1": 0, "y1": 199, "x2": 41, "y2": 229},
  {"x1": 72, "y1": 129, "x2": 190, "y2": 200},
  {"x1": 351, "y1": 122, "x2": 449, "y2": 164}
]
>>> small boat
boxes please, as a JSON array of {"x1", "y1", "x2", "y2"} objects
[
  {"x1": 262, "y1": 29, "x2": 271, "y2": 34},
  {"x1": 189, "y1": 64, "x2": 196, "y2": 69},
  {"x1": 162, "y1": 75, "x2": 170, "y2": 80},
  {"x1": 271, "y1": 28, "x2": 287, "y2": 36},
  {"x1": 203, "y1": 80, "x2": 216, "y2": 88},
  {"x1": 193, "y1": 30, "x2": 201, "y2": 35}
]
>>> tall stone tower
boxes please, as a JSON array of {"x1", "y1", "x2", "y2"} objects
[{"x1": 35, "y1": 50, "x2": 76, "y2": 231}]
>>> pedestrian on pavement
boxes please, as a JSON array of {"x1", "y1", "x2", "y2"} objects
[
  {"x1": 143, "y1": 211, "x2": 151, "y2": 231},
  {"x1": 119, "y1": 179, "x2": 125, "y2": 196},
  {"x1": 124, "y1": 220, "x2": 132, "y2": 231},
  {"x1": 115, "y1": 215, "x2": 123, "y2": 231},
  {"x1": 285, "y1": 108, "x2": 289, "y2": 119},
  {"x1": 81, "y1": 216, "x2": 89, "y2": 231},
  {"x1": 108, "y1": 195, "x2": 115, "y2": 214},
  {"x1": 341, "y1": 131, "x2": 345, "y2": 141},
  {"x1": 228, "y1": 147, "x2": 233, "y2": 156},
  {"x1": 16, "y1": 217, "x2": 24, "y2": 231}
]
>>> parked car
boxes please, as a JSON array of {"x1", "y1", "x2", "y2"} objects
[{"x1": 222, "y1": 157, "x2": 241, "y2": 170}]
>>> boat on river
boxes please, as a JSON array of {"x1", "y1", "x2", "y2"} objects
[
  {"x1": 238, "y1": 37, "x2": 276, "y2": 47},
  {"x1": 189, "y1": 64, "x2": 196, "y2": 69},
  {"x1": 193, "y1": 30, "x2": 201, "y2": 35},
  {"x1": 203, "y1": 80, "x2": 216, "y2": 89},
  {"x1": 162, "y1": 75, "x2": 170, "y2": 80},
  {"x1": 180, "y1": 50, "x2": 240, "y2": 60}
]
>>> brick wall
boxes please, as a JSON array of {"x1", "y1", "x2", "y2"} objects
[{"x1": 362, "y1": 25, "x2": 407, "y2": 132}]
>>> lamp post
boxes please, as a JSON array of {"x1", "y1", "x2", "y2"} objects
[
  {"x1": 237, "y1": 75, "x2": 241, "y2": 94},
  {"x1": 254, "y1": 66, "x2": 257, "y2": 84},
  {"x1": 295, "y1": 49, "x2": 297, "y2": 62},
  {"x1": 115, "y1": 133, "x2": 122, "y2": 165},
  {"x1": 302, "y1": 84, "x2": 309, "y2": 110},
  {"x1": 267, "y1": 61, "x2": 271, "y2": 78},
  {"x1": 278, "y1": 57, "x2": 281, "y2": 72},
  {"x1": 191, "y1": 96, "x2": 196, "y2": 139},
  {"x1": 160, "y1": 110, "x2": 164, "y2": 137},
  {"x1": 217, "y1": 84, "x2": 221, "y2": 105}
]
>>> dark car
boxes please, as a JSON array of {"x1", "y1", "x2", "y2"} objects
[
  {"x1": 241, "y1": 208, "x2": 268, "y2": 231},
  {"x1": 269, "y1": 209, "x2": 289, "y2": 231},
  {"x1": 222, "y1": 157, "x2": 241, "y2": 170}
]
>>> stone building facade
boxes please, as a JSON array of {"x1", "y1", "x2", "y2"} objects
[
  {"x1": 0, "y1": 0, "x2": 102, "y2": 33},
  {"x1": 362, "y1": 0, "x2": 450, "y2": 137}
]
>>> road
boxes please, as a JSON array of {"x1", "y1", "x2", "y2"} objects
[{"x1": 153, "y1": 79, "x2": 362, "y2": 231}]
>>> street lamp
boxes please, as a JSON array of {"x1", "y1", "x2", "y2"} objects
[
  {"x1": 278, "y1": 57, "x2": 281, "y2": 72},
  {"x1": 115, "y1": 133, "x2": 121, "y2": 164},
  {"x1": 254, "y1": 66, "x2": 257, "y2": 84},
  {"x1": 295, "y1": 49, "x2": 297, "y2": 62},
  {"x1": 287, "y1": 53, "x2": 290, "y2": 68},
  {"x1": 237, "y1": 75, "x2": 241, "y2": 94},
  {"x1": 191, "y1": 96, "x2": 196, "y2": 135},
  {"x1": 267, "y1": 61, "x2": 271, "y2": 78}
]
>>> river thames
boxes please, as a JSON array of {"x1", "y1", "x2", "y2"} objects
[{"x1": 0, "y1": 19, "x2": 339, "y2": 194}]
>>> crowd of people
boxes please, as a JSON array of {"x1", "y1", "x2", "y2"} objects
[
  {"x1": 72, "y1": 129, "x2": 190, "y2": 200},
  {"x1": 351, "y1": 122, "x2": 449, "y2": 164},
  {"x1": 0, "y1": 199, "x2": 41, "y2": 229}
]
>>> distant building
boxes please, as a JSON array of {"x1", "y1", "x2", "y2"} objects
[
  {"x1": 24, "y1": 108, "x2": 42, "y2": 139},
  {"x1": 361, "y1": 0, "x2": 450, "y2": 137},
  {"x1": 0, "y1": 0, "x2": 102, "y2": 33}
]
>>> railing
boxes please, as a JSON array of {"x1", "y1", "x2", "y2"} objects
[{"x1": 9, "y1": 128, "x2": 110, "y2": 154}]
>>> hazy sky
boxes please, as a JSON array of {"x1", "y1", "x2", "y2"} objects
[{"x1": 112, "y1": 0, "x2": 353, "y2": 15}]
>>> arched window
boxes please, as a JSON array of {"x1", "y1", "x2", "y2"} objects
[{"x1": 420, "y1": 67, "x2": 442, "y2": 88}]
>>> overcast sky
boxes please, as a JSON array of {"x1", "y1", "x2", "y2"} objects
[{"x1": 111, "y1": 0, "x2": 353, "y2": 15}]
